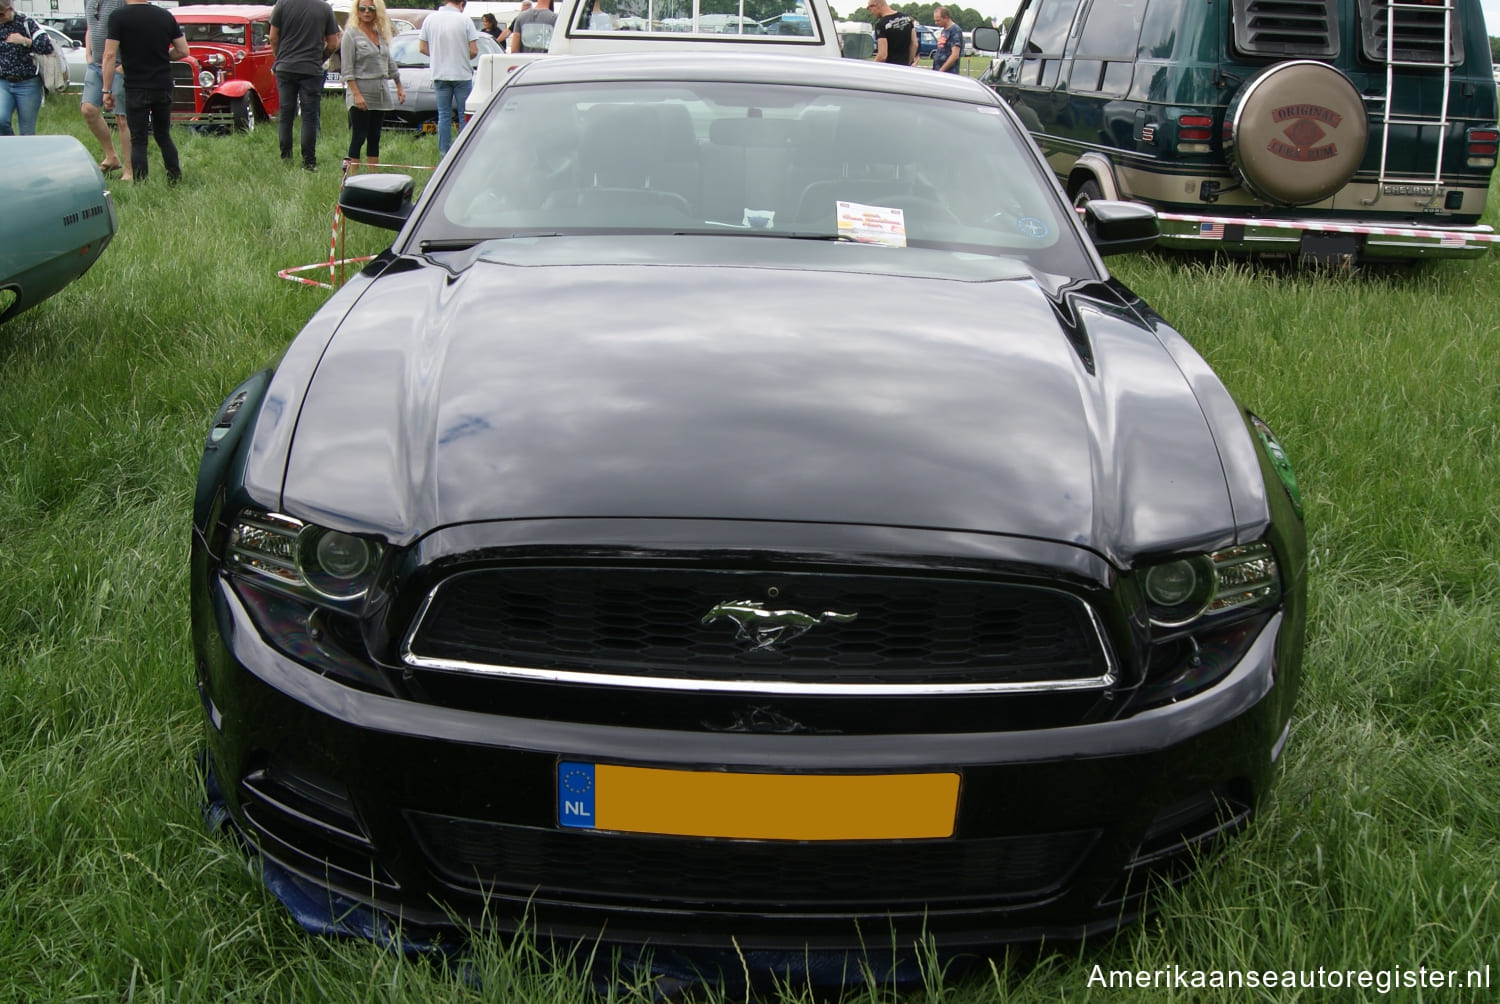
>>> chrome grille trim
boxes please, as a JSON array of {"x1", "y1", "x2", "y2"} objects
[{"x1": 400, "y1": 589, "x2": 1118, "y2": 695}]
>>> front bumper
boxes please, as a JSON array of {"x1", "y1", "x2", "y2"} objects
[{"x1": 195, "y1": 564, "x2": 1293, "y2": 952}]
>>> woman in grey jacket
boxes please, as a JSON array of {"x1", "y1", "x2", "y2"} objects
[{"x1": 341, "y1": 0, "x2": 404, "y2": 169}]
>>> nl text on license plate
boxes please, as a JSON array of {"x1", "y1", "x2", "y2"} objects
[{"x1": 557, "y1": 761, "x2": 958, "y2": 841}]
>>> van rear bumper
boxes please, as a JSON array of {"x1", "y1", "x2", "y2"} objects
[{"x1": 1154, "y1": 212, "x2": 1493, "y2": 261}]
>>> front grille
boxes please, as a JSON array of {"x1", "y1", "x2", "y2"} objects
[
  {"x1": 1358, "y1": 0, "x2": 1461, "y2": 64},
  {"x1": 1233, "y1": 0, "x2": 1339, "y2": 57},
  {"x1": 170, "y1": 62, "x2": 197, "y2": 114},
  {"x1": 404, "y1": 566, "x2": 1111, "y2": 688},
  {"x1": 239, "y1": 764, "x2": 398, "y2": 892},
  {"x1": 406, "y1": 812, "x2": 1098, "y2": 909}
]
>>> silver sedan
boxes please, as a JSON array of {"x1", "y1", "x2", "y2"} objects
[
  {"x1": 389, "y1": 30, "x2": 504, "y2": 129},
  {"x1": 38, "y1": 25, "x2": 88, "y2": 91}
]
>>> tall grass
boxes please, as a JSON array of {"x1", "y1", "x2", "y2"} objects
[{"x1": 2, "y1": 96, "x2": 1497, "y2": 1002}]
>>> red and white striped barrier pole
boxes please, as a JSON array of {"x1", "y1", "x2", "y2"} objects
[{"x1": 276, "y1": 160, "x2": 438, "y2": 291}]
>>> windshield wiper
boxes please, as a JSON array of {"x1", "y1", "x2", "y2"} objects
[{"x1": 670, "y1": 228, "x2": 858, "y2": 242}]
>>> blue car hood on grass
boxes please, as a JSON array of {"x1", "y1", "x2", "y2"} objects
[{"x1": 275, "y1": 239, "x2": 1237, "y2": 559}]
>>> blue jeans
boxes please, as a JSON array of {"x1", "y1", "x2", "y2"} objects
[
  {"x1": 433, "y1": 77, "x2": 472, "y2": 156},
  {"x1": 0, "y1": 75, "x2": 43, "y2": 136}
]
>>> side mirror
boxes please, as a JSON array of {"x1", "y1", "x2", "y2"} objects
[
  {"x1": 1082, "y1": 199, "x2": 1158, "y2": 256},
  {"x1": 338, "y1": 173, "x2": 415, "y2": 231},
  {"x1": 972, "y1": 26, "x2": 1000, "y2": 53}
]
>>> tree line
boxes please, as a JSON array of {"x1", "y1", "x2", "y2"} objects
[{"x1": 836, "y1": 4, "x2": 1000, "y2": 32}]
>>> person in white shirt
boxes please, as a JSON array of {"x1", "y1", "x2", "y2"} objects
[{"x1": 418, "y1": 0, "x2": 479, "y2": 155}]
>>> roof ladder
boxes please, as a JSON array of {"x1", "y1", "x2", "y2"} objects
[{"x1": 1371, "y1": 0, "x2": 1455, "y2": 197}]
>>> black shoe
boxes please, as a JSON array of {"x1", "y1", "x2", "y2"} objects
[
  {"x1": 167, "y1": 173, "x2": 182, "y2": 186},
  {"x1": 281, "y1": 152, "x2": 292, "y2": 163},
  {"x1": 302, "y1": 162, "x2": 317, "y2": 173}
]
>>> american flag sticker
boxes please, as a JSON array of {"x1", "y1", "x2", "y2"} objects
[
  {"x1": 1440, "y1": 231, "x2": 1467, "y2": 247},
  {"x1": 1199, "y1": 222, "x2": 1226, "y2": 239}
]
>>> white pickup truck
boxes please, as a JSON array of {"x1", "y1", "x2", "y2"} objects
[{"x1": 465, "y1": 0, "x2": 846, "y2": 116}]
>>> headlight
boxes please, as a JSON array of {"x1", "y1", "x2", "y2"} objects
[
  {"x1": 227, "y1": 510, "x2": 383, "y2": 604},
  {"x1": 205, "y1": 53, "x2": 226, "y2": 67},
  {"x1": 1141, "y1": 541, "x2": 1280, "y2": 628},
  {"x1": 198, "y1": 70, "x2": 216, "y2": 89}
]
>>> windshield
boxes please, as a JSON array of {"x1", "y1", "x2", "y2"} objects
[
  {"x1": 570, "y1": 1, "x2": 816, "y2": 39},
  {"x1": 181, "y1": 22, "x2": 250, "y2": 45},
  {"x1": 420, "y1": 80, "x2": 1089, "y2": 274}
]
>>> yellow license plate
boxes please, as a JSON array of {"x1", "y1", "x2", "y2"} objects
[
  {"x1": 422, "y1": 122, "x2": 436, "y2": 134},
  {"x1": 557, "y1": 762, "x2": 958, "y2": 840}
]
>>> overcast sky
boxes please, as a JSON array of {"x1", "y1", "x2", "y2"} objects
[{"x1": 955, "y1": 1, "x2": 1500, "y2": 35}]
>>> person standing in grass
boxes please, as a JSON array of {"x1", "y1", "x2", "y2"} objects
[
  {"x1": 931, "y1": 6, "x2": 961, "y2": 73},
  {"x1": 507, "y1": 0, "x2": 555, "y2": 53},
  {"x1": 82, "y1": 0, "x2": 132, "y2": 180},
  {"x1": 101, "y1": 0, "x2": 188, "y2": 183},
  {"x1": 341, "y1": 0, "x2": 404, "y2": 171},
  {"x1": 0, "y1": 0, "x2": 56, "y2": 136},
  {"x1": 867, "y1": 0, "x2": 916, "y2": 66},
  {"x1": 419, "y1": 0, "x2": 479, "y2": 157},
  {"x1": 270, "y1": 0, "x2": 339, "y2": 171}
]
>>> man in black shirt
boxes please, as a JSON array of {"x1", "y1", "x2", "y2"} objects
[
  {"x1": 270, "y1": 0, "x2": 339, "y2": 171},
  {"x1": 101, "y1": 0, "x2": 188, "y2": 183},
  {"x1": 867, "y1": 0, "x2": 916, "y2": 66}
]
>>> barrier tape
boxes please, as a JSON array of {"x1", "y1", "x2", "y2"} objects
[{"x1": 276, "y1": 160, "x2": 436, "y2": 291}]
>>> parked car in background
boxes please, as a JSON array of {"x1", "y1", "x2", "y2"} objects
[
  {"x1": 388, "y1": 29, "x2": 505, "y2": 130},
  {"x1": 325, "y1": 1, "x2": 434, "y2": 88},
  {"x1": 466, "y1": 0, "x2": 847, "y2": 116},
  {"x1": 37, "y1": 14, "x2": 86, "y2": 44},
  {"x1": 194, "y1": 51, "x2": 1306, "y2": 959},
  {"x1": 170, "y1": 5, "x2": 278, "y2": 132},
  {"x1": 978, "y1": 0, "x2": 1500, "y2": 265},
  {"x1": 38, "y1": 25, "x2": 87, "y2": 90},
  {"x1": 1, "y1": 137, "x2": 115, "y2": 325},
  {"x1": 915, "y1": 24, "x2": 936, "y2": 57},
  {"x1": 835, "y1": 20, "x2": 874, "y2": 59}
]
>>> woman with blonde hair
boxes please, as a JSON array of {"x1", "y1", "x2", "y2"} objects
[{"x1": 341, "y1": 0, "x2": 405, "y2": 169}]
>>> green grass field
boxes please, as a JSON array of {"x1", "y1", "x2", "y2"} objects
[{"x1": 2, "y1": 96, "x2": 1497, "y2": 1002}]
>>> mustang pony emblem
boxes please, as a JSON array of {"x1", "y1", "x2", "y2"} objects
[{"x1": 702, "y1": 600, "x2": 858, "y2": 652}]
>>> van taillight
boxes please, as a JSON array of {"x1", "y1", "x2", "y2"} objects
[
  {"x1": 1467, "y1": 128, "x2": 1498, "y2": 167},
  {"x1": 1178, "y1": 115, "x2": 1213, "y2": 153}
]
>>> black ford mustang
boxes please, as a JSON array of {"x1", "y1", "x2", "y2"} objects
[{"x1": 191, "y1": 52, "x2": 1307, "y2": 954}]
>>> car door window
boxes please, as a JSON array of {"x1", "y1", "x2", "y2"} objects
[
  {"x1": 1010, "y1": 0, "x2": 1082, "y2": 87},
  {"x1": 1072, "y1": 0, "x2": 1146, "y2": 94},
  {"x1": 1026, "y1": 0, "x2": 1083, "y2": 55}
]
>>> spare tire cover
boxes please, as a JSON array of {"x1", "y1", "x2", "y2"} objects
[{"x1": 1225, "y1": 60, "x2": 1368, "y2": 206}]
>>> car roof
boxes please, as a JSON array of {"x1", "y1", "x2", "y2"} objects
[{"x1": 513, "y1": 51, "x2": 997, "y2": 104}]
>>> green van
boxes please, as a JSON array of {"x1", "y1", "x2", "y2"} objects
[{"x1": 975, "y1": 1, "x2": 1499, "y2": 263}]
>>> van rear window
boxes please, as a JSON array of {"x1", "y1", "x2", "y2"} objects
[
  {"x1": 1356, "y1": 0, "x2": 1463, "y2": 65},
  {"x1": 1230, "y1": 0, "x2": 1339, "y2": 58}
]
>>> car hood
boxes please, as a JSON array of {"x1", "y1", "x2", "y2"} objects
[{"x1": 274, "y1": 238, "x2": 1238, "y2": 559}]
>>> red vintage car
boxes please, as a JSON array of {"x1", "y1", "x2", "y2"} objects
[{"x1": 170, "y1": 5, "x2": 278, "y2": 131}]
